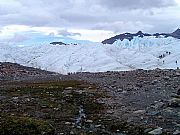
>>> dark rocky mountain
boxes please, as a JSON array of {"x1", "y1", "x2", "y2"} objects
[
  {"x1": 50, "y1": 41, "x2": 67, "y2": 45},
  {"x1": 171, "y1": 28, "x2": 180, "y2": 38},
  {"x1": 102, "y1": 29, "x2": 180, "y2": 44},
  {"x1": 50, "y1": 41, "x2": 78, "y2": 46}
]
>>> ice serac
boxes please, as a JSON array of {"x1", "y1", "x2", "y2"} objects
[{"x1": 102, "y1": 29, "x2": 180, "y2": 44}]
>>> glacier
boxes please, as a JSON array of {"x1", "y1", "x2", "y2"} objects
[{"x1": 0, "y1": 36, "x2": 180, "y2": 74}]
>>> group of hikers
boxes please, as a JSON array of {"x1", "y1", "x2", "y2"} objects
[
  {"x1": 159, "y1": 51, "x2": 171, "y2": 59},
  {"x1": 158, "y1": 51, "x2": 178, "y2": 67},
  {"x1": 162, "y1": 60, "x2": 178, "y2": 65}
]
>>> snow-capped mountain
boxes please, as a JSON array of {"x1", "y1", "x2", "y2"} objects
[{"x1": 0, "y1": 30, "x2": 180, "y2": 74}]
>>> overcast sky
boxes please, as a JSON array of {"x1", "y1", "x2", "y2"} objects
[{"x1": 0, "y1": 0, "x2": 180, "y2": 43}]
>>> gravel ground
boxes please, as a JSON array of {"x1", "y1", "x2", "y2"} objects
[
  {"x1": 69, "y1": 69, "x2": 180, "y2": 134},
  {"x1": 0, "y1": 62, "x2": 180, "y2": 134}
]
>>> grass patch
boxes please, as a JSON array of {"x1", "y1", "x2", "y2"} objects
[
  {"x1": 0, "y1": 115, "x2": 54, "y2": 135},
  {"x1": 0, "y1": 80, "x2": 106, "y2": 134}
]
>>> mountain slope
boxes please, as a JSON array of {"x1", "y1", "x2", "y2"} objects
[{"x1": 0, "y1": 36, "x2": 180, "y2": 74}]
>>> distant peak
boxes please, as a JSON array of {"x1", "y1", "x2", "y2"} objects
[
  {"x1": 136, "y1": 31, "x2": 143, "y2": 34},
  {"x1": 173, "y1": 28, "x2": 180, "y2": 33},
  {"x1": 171, "y1": 28, "x2": 180, "y2": 38}
]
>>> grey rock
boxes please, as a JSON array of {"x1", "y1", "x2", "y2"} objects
[
  {"x1": 117, "y1": 88, "x2": 123, "y2": 92},
  {"x1": 144, "y1": 128, "x2": 153, "y2": 133},
  {"x1": 175, "y1": 124, "x2": 180, "y2": 127},
  {"x1": 107, "y1": 110, "x2": 114, "y2": 114},
  {"x1": 168, "y1": 98, "x2": 180, "y2": 107},
  {"x1": 0, "y1": 96, "x2": 6, "y2": 100},
  {"x1": 122, "y1": 90, "x2": 127, "y2": 94},
  {"x1": 65, "y1": 87, "x2": 73, "y2": 90},
  {"x1": 173, "y1": 130, "x2": 180, "y2": 135},
  {"x1": 175, "y1": 72, "x2": 180, "y2": 77},
  {"x1": 147, "y1": 111, "x2": 160, "y2": 116},
  {"x1": 151, "y1": 79, "x2": 159, "y2": 85},
  {"x1": 171, "y1": 93, "x2": 180, "y2": 98},
  {"x1": 153, "y1": 102, "x2": 165, "y2": 109},
  {"x1": 148, "y1": 127, "x2": 163, "y2": 134},
  {"x1": 86, "y1": 119, "x2": 93, "y2": 123},
  {"x1": 163, "y1": 76, "x2": 171, "y2": 81},
  {"x1": 70, "y1": 131, "x2": 75, "y2": 135},
  {"x1": 95, "y1": 124, "x2": 102, "y2": 128},
  {"x1": 65, "y1": 122, "x2": 71, "y2": 125},
  {"x1": 133, "y1": 110, "x2": 146, "y2": 114},
  {"x1": 76, "y1": 126, "x2": 81, "y2": 129}
]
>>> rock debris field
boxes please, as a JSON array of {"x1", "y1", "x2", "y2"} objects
[{"x1": 0, "y1": 62, "x2": 180, "y2": 135}]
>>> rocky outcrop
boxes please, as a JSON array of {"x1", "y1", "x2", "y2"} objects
[{"x1": 50, "y1": 41, "x2": 67, "y2": 45}]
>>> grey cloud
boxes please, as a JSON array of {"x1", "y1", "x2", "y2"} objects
[
  {"x1": 92, "y1": 21, "x2": 153, "y2": 33},
  {"x1": 146, "y1": 20, "x2": 180, "y2": 33},
  {"x1": 98, "y1": 0, "x2": 176, "y2": 9},
  {"x1": 0, "y1": 0, "x2": 179, "y2": 35},
  {"x1": 58, "y1": 29, "x2": 81, "y2": 37},
  {"x1": 0, "y1": 1, "x2": 22, "y2": 15}
]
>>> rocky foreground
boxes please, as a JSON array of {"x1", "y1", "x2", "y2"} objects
[{"x1": 0, "y1": 62, "x2": 180, "y2": 135}]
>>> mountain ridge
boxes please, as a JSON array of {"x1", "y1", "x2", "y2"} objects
[{"x1": 102, "y1": 29, "x2": 180, "y2": 44}]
